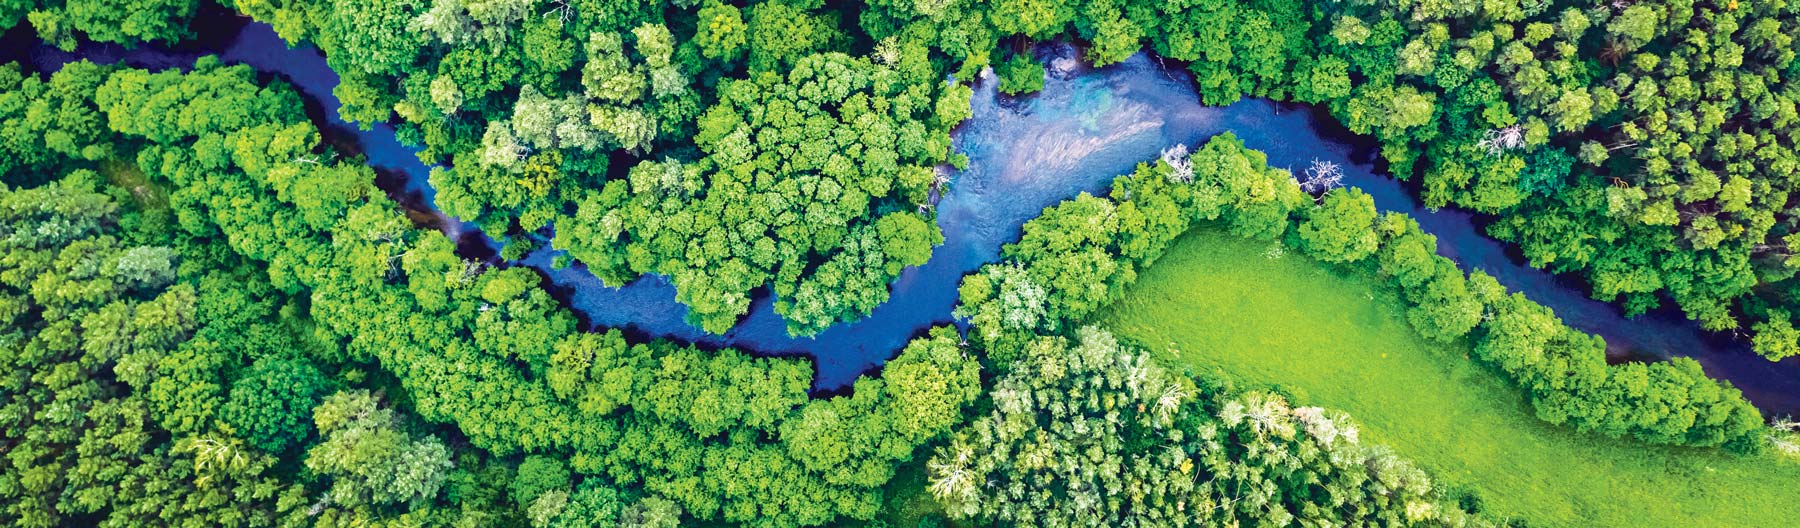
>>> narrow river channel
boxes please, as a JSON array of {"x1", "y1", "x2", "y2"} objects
[{"x1": 14, "y1": 15, "x2": 1798, "y2": 414}]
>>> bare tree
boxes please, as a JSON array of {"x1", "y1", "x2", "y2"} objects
[
  {"x1": 1160, "y1": 143, "x2": 1193, "y2": 183},
  {"x1": 927, "y1": 440, "x2": 979, "y2": 503},
  {"x1": 1152, "y1": 381, "x2": 1187, "y2": 425},
  {"x1": 1477, "y1": 124, "x2": 1526, "y2": 155},
  {"x1": 544, "y1": 0, "x2": 572, "y2": 22},
  {"x1": 454, "y1": 259, "x2": 485, "y2": 285},
  {"x1": 1300, "y1": 158, "x2": 1344, "y2": 193},
  {"x1": 873, "y1": 37, "x2": 901, "y2": 66},
  {"x1": 1219, "y1": 392, "x2": 1295, "y2": 440},
  {"x1": 1772, "y1": 418, "x2": 1800, "y2": 459}
]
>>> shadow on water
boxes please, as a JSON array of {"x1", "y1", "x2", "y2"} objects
[{"x1": 16, "y1": 22, "x2": 1797, "y2": 413}]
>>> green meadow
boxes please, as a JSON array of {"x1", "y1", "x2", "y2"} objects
[{"x1": 1097, "y1": 227, "x2": 1800, "y2": 527}]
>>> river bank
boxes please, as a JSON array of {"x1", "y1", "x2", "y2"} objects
[{"x1": 11, "y1": 18, "x2": 1795, "y2": 412}]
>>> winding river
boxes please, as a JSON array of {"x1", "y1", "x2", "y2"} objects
[{"x1": 13, "y1": 15, "x2": 1799, "y2": 414}]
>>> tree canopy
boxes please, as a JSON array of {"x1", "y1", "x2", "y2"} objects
[{"x1": 5, "y1": 1, "x2": 1795, "y2": 526}]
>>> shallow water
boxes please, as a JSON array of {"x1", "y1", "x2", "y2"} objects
[{"x1": 16, "y1": 22, "x2": 1798, "y2": 413}]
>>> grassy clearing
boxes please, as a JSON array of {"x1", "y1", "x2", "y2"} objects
[
  {"x1": 1096, "y1": 226, "x2": 1800, "y2": 527},
  {"x1": 99, "y1": 158, "x2": 168, "y2": 212}
]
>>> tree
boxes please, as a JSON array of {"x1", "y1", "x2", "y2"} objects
[
  {"x1": 745, "y1": 1, "x2": 843, "y2": 72},
  {"x1": 0, "y1": 166, "x2": 311, "y2": 527},
  {"x1": 511, "y1": 456, "x2": 572, "y2": 507},
  {"x1": 930, "y1": 327, "x2": 1474, "y2": 526},
  {"x1": 955, "y1": 262, "x2": 1050, "y2": 353},
  {"x1": 410, "y1": 0, "x2": 529, "y2": 49},
  {"x1": 988, "y1": 0, "x2": 1071, "y2": 39},
  {"x1": 1606, "y1": 5, "x2": 1659, "y2": 52},
  {"x1": 1298, "y1": 187, "x2": 1380, "y2": 263},
  {"x1": 1086, "y1": 16, "x2": 1142, "y2": 66},
  {"x1": 220, "y1": 358, "x2": 330, "y2": 453},
  {"x1": 695, "y1": 2, "x2": 748, "y2": 63},
  {"x1": 875, "y1": 327, "x2": 981, "y2": 439},
  {"x1": 28, "y1": 0, "x2": 199, "y2": 49},
  {"x1": 0, "y1": 62, "x2": 117, "y2": 181},
  {"x1": 565, "y1": 51, "x2": 952, "y2": 335},
  {"x1": 928, "y1": 327, "x2": 1197, "y2": 523},
  {"x1": 996, "y1": 54, "x2": 1045, "y2": 95},
  {"x1": 1404, "y1": 260, "x2": 1483, "y2": 342},
  {"x1": 1195, "y1": 133, "x2": 1310, "y2": 241},
  {"x1": 323, "y1": 0, "x2": 430, "y2": 76},
  {"x1": 1753, "y1": 312, "x2": 1800, "y2": 361},
  {"x1": 306, "y1": 390, "x2": 455, "y2": 508}
]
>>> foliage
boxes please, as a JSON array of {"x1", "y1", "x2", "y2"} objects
[
  {"x1": 0, "y1": 61, "x2": 117, "y2": 184},
  {"x1": 14, "y1": 1, "x2": 1800, "y2": 526},
  {"x1": 929, "y1": 326, "x2": 1479, "y2": 526},
  {"x1": 0, "y1": 54, "x2": 987, "y2": 527},
  {"x1": 1101, "y1": 228, "x2": 1800, "y2": 525},
  {"x1": 306, "y1": 389, "x2": 455, "y2": 508},
  {"x1": 851, "y1": 0, "x2": 1800, "y2": 362},
  {"x1": 561, "y1": 52, "x2": 952, "y2": 335},
  {"x1": 958, "y1": 134, "x2": 1763, "y2": 448},
  {"x1": 220, "y1": 357, "x2": 330, "y2": 453},
  {"x1": 1311, "y1": 1, "x2": 1800, "y2": 360},
  {"x1": 435, "y1": 22, "x2": 696, "y2": 232},
  {"x1": 0, "y1": 165, "x2": 302, "y2": 527},
  {"x1": 22, "y1": 0, "x2": 199, "y2": 50},
  {"x1": 995, "y1": 53, "x2": 1043, "y2": 96},
  {"x1": 1297, "y1": 187, "x2": 1379, "y2": 263}
]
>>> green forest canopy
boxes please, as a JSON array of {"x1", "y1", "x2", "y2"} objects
[
  {"x1": 5, "y1": 0, "x2": 1800, "y2": 527},
  {"x1": 221, "y1": 0, "x2": 1800, "y2": 360}
]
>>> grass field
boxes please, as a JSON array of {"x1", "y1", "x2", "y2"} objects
[{"x1": 1096, "y1": 227, "x2": 1800, "y2": 527}]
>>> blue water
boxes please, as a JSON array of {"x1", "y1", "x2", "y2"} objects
[{"x1": 17, "y1": 22, "x2": 1798, "y2": 414}]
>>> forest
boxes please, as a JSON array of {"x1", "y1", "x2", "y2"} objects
[{"x1": 2, "y1": 0, "x2": 1798, "y2": 526}]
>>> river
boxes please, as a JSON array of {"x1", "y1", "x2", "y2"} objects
[{"x1": 12, "y1": 16, "x2": 1798, "y2": 414}]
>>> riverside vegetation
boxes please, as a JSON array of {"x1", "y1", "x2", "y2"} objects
[
  {"x1": 1102, "y1": 227, "x2": 1800, "y2": 525},
  {"x1": 5, "y1": 0, "x2": 1800, "y2": 527}
]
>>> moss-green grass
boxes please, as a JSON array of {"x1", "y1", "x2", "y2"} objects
[
  {"x1": 1096, "y1": 226, "x2": 1800, "y2": 527},
  {"x1": 100, "y1": 158, "x2": 168, "y2": 212},
  {"x1": 853, "y1": 458, "x2": 957, "y2": 528}
]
